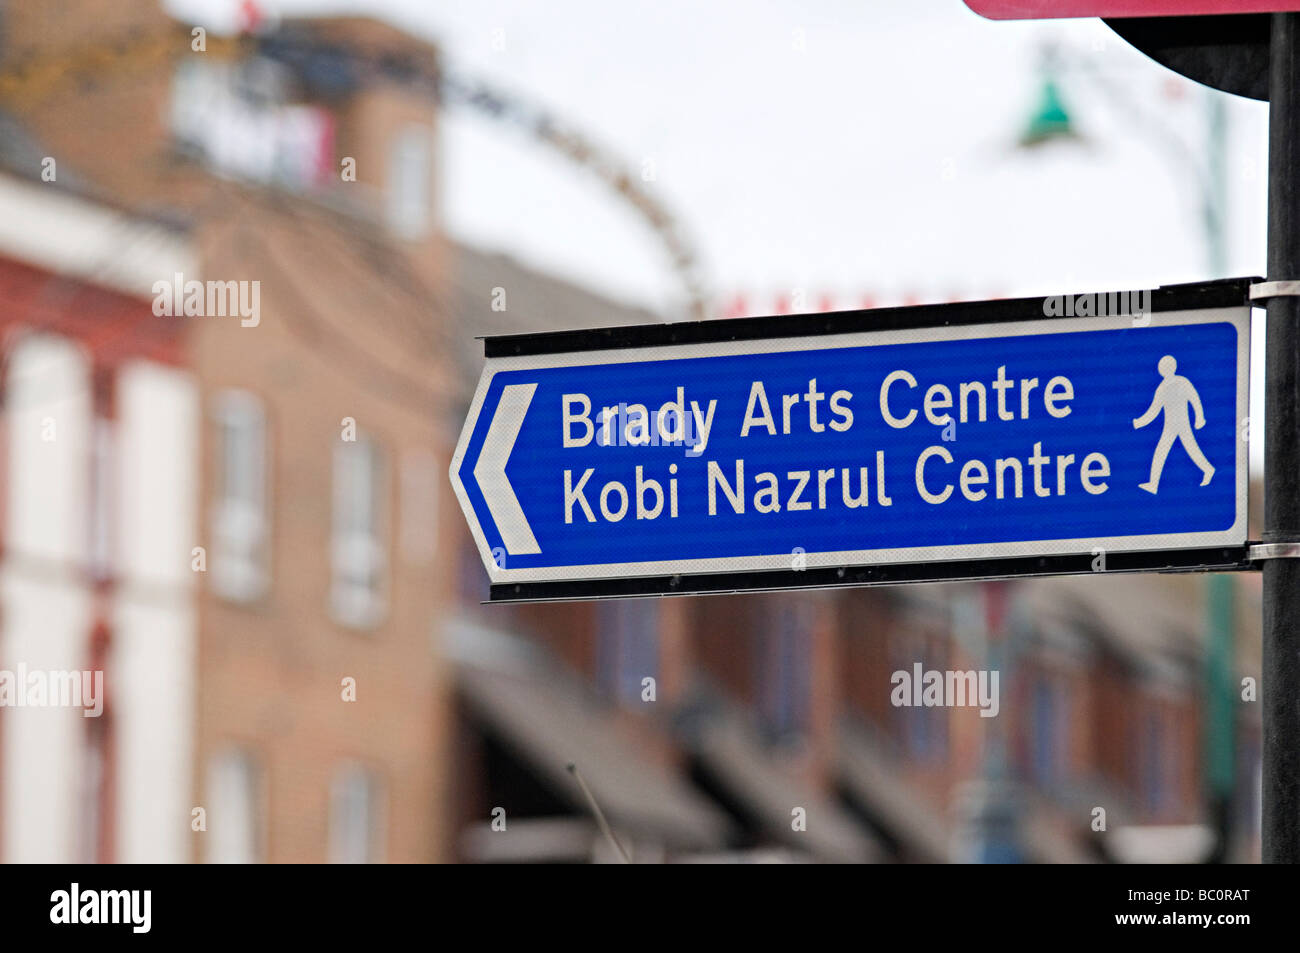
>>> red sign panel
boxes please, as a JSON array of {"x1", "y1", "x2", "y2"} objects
[{"x1": 966, "y1": 1, "x2": 1300, "y2": 18}]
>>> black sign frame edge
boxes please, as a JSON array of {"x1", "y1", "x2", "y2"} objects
[
  {"x1": 482, "y1": 277, "x2": 1260, "y2": 359},
  {"x1": 481, "y1": 275, "x2": 1257, "y2": 603},
  {"x1": 489, "y1": 545, "x2": 1255, "y2": 602}
]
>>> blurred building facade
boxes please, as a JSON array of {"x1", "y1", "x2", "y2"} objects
[
  {"x1": 0, "y1": 173, "x2": 194, "y2": 862},
  {"x1": 0, "y1": 0, "x2": 456, "y2": 862}
]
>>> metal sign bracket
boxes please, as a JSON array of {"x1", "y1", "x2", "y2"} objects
[
  {"x1": 1249, "y1": 542, "x2": 1300, "y2": 560},
  {"x1": 1250, "y1": 280, "x2": 1300, "y2": 300}
]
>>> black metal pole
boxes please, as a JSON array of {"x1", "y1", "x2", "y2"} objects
[{"x1": 1264, "y1": 11, "x2": 1300, "y2": 865}]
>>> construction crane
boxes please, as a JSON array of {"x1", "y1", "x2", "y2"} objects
[{"x1": 0, "y1": 19, "x2": 709, "y2": 321}]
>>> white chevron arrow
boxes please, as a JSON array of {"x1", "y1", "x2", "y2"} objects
[{"x1": 473, "y1": 382, "x2": 541, "y2": 555}]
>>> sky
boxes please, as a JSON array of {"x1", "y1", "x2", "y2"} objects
[{"x1": 170, "y1": 0, "x2": 1273, "y2": 470}]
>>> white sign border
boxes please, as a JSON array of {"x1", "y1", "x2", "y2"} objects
[{"x1": 450, "y1": 306, "x2": 1250, "y2": 585}]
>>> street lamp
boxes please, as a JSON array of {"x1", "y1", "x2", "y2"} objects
[{"x1": 1018, "y1": 75, "x2": 1079, "y2": 148}]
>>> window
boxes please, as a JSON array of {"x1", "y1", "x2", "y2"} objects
[
  {"x1": 757, "y1": 603, "x2": 812, "y2": 743},
  {"x1": 211, "y1": 391, "x2": 269, "y2": 602},
  {"x1": 1139, "y1": 706, "x2": 1178, "y2": 817},
  {"x1": 170, "y1": 58, "x2": 335, "y2": 190},
  {"x1": 329, "y1": 764, "x2": 384, "y2": 864},
  {"x1": 891, "y1": 631, "x2": 949, "y2": 764},
  {"x1": 206, "y1": 749, "x2": 262, "y2": 864},
  {"x1": 1028, "y1": 673, "x2": 1068, "y2": 790},
  {"x1": 596, "y1": 600, "x2": 659, "y2": 706},
  {"x1": 901, "y1": 687, "x2": 948, "y2": 764},
  {"x1": 332, "y1": 434, "x2": 387, "y2": 627},
  {"x1": 386, "y1": 123, "x2": 432, "y2": 240}
]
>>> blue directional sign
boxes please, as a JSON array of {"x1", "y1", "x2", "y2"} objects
[{"x1": 451, "y1": 289, "x2": 1250, "y2": 598}]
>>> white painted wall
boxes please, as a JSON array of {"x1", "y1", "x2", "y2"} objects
[
  {"x1": 0, "y1": 333, "x2": 93, "y2": 863},
  {"x1": 111, "y1": 601, "x2": 197, "y2": 863},
  {"x1": 116, "y1": 361, "x2": 199, "y2": 593},
  {"x1": 0, "y1": 173, "x2": 194, "y2": 298},
  {"x1": 0, "y1": 575, "x2": 94, "y2": 863},
  {"x1": 0, "y1": 160, "x2": 202, "y2": 861},
  {"x1": 5, "y1": 334, "x2": 91, "y2": 565},
  {"x1": 112, "y1": 361, "x2": 199, "y2": 863},
  {"x1": 0, "y1": 340, "x2": 201, "y2": 863}
]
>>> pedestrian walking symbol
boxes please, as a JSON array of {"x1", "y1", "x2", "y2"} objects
[{"x1": 1132, "y1": 355, "x2": 1214, "y2": 494}]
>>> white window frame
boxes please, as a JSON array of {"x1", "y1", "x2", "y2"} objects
[
  {"x1": 210, "y1": 390, "x2": 270, "y2": 602},
  {"x1": 205, "y1": 749, "x2": 263, "y2": 864},
  {"x1": 386, "y1": 122, "x2": 433, "y2": 241},
  {"x1": 331, "y1": 434, "x2": 387, "y2": 628},
  {"x1": 597, "y1": 599, "x2": 660, "y2": 706},
  {"x1": 329, "y1": 763, "x2": 385, "y2": 864}
]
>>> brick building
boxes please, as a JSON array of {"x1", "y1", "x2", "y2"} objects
[{"x1": 0, "y1": 1, "x2": 458, "y2": 862}]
